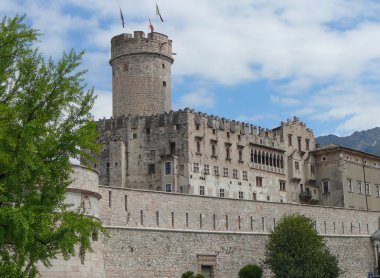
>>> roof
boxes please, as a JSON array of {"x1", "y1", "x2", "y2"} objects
[{"x1": 312, "y1": 144, "x2": 380, "y2": 160}]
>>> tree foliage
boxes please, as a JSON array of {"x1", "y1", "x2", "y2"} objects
[
  {"x1": 264, "y1": 214, "x2": 340, "y2": 278},
  {"x1": 180, "y1": 271, "x2": 205, "y2": 278},
  {"x1": 238, "y1": 264, "x2": 263, "y2": 278},
  {"x1": 0, "y1": 15, "x2": 104, "y2": 277}
]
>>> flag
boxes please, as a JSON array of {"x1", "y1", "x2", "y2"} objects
[
  {"x1": 156, "y1": 3, "x2": 164, "y2": 22},
  {"x1": 149, "y1": 17, "x2": 154, "y2": 33},
  {"x1": 120, "y1": 8, "x2": 125, "y2": 28}
]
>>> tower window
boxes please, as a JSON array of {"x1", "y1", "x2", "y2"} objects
[
  {"x1": 163, "y1": 81, "x2": 167, "y2": 87},
  {"x1": 162, "y1": 63, "x2": 165, "y2": 69}
]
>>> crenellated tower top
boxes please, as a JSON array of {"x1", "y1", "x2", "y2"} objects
[{"x1": 110, "y1": 31, "x2": 174, "y2": 117}]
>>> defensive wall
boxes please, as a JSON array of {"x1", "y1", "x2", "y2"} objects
[{"x1": 99, "y1": 186, "x2": 380, "y2": 278}]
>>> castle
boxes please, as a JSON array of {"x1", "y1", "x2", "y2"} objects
[{"x1": 39, "y1": 31, "x2": 380, "y2": 278}]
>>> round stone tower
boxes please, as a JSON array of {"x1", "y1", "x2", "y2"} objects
[{"x1": 110, "y1": 31, "x2": 174, "y2": 117}]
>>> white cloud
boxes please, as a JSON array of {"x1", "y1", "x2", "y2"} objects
[
  {"x1": 91, "y1": 90, "x2": 112, "y2": 120},
  {"x1": 270, "y1": 95, "x2": 301, "y2": 106},
  {"x1": 175, "y1": 89, "x2": 215, "y2": 110}
]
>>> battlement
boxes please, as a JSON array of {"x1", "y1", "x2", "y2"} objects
[{"x1": 110, "y1": 31, "x2": 173, "y2": 63}]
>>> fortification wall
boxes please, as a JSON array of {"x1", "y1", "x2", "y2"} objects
[
  {"x1": 98, "y1": 187, "x2": 379, "y2": 277},
  {"x1": 102, "y1": 228, "x2": 373, "y2": 278}
]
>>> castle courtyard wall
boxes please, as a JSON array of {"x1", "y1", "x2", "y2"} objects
[{"x1": 99, "y1": 186, "x2": 379, "y2": 277}]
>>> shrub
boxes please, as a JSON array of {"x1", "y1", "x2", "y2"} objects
[{"x1": 238, "y1": 264, "x2": 263, "y2": 278}]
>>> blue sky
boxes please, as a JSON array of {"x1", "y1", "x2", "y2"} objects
[{"x1": 2, "y1": 0, "x2": 380, "y2": 137}]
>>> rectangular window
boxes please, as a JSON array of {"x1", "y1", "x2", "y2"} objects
[
  {"x1": 305, "y1": 139, "x2": 310, "y2": 150},
  {"x1": 288, "y1": 134, "x2": 292, "y2": 146},
  {"x1": 242, "y1": 171, "x2": 248, "y2": 180},
  {"x1": 252, "y1": 192, "x2": 257, "y2": 200},
  {"x1": 213, "y1": 166, "x2": 220, "y2": 176},
  {"x1": 295, "y1": 161, "x2": 300, "y2": 170},
  {"x1": 204, "y1": 164, "x2": 210, "y2": 175},
  {"x1": 256, "y1": 176, "x2": 263, "y2": 187},
  {"x1": 322, "y1": 180, "x2": 329, "y2": 194},
  {"x1": 219, "y1": 188, "x2": 225, "y2": 198},
  {"x1": 347, "y1": 179, "x2": 353, "y2": 192},
  {"x1": 196, "y1": 141, "x2": 201, "y2": 153},
  {"x1": 226, "y1": 146, "x2": 231, "y2": 160},
  {"x1": 239, "y1": 191, "x2": 244, "y2": 199},
  {"x1": 193, "y1": 163, "x2": 199, "y2": 173},
  {"x1": 297, "y1": 137, "x2": 302, "y2": 151},
  {"x1": 365, "y1": 182, "x2": 371, "y2": 195},
  {"x1": 165, "y1": 184, "x2": 172, "y2": 192},
  {"x1": 233, "y1": 169, "x2": 238, "y2": 179},
  {"x1": 148, "y1": 164, "x2": 155, "y2": 174},
  {"x1": 310, "y1": 165, "x2": 315, "y2": 174},
  {"x1": 223, "y1": 167, "x2": 229, "y2": 177},
  {"x1": 358, "y1": 181, "x2": 363, "y2": 194},
  {"x1": 165, "y1": 161, "x2": 172, "y2": 175},
  {"x1": 279, "y1": 180, "x2": 286, "y2": 191},
  {"x1": 376, "y1": 185, "x2": 380, "y2": 197},
  {"x1": 200, "y1": 186, "x2": 205, "y2": 195}
]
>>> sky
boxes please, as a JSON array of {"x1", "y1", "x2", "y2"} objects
[{"x1": 2, "y1": 0, "x2": 380, "y2": 137}]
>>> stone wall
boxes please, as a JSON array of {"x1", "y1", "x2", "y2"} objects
[{"x1": 98, "y1": 186, "x2": 379, "y2": 277}]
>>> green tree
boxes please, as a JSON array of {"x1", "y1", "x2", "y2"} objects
[
  {"x1": 238, "y1": 264, "x2": 263, "y2": 278},
  {"x1": 180, "y1": 271, "x2": 205, "y2": 278},
  {"x1": 0, "y1": 15, "x2": 105, "y2": 277},
  {"x1": 264, "y1": 214, "x2": 340, "y2": 278}
]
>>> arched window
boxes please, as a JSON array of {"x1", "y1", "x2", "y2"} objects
[
  {"x1": 226, "y1": 146, "x2": 231, "y2": 160},
  {"x1": 276, "y1": 155, "x2": 280, "y2": 168},
  {"x1": 250, "y1": 148, "x2": 254, "y2": 163},
  {"x1": 258, "y1": 150, "x2": 262, "y2": 164},
  {"x1": 269, "y1": 153, "x2": 273, "y2": 166},
  {"x1": 254, "y1": 149, "x2": 258, "y2": 163},
  {"x1": 265, "y1": 152, "x2": 269, "y2": 165},
  {"x1": 261, "y1": 151, "x2": 265, "y2": 165},
  {"x1": 280, "y1": 156, "x2": 284, "y2": 169}
]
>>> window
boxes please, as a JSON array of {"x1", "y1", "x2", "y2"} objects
[
  {"x1": 256, "y1": 177, "x2": 263, "y2": 187},
  {"x1": 170, "y1": 142, "x2": 176, "y2": 154},
  {"x1": 223, "y1": 167, "x2": 229, "y2": 177},
  {"x1": 196, "y1": 124, "x2": 200, "y2": 130},
  {"x1": 211, "y1": 144, "x2": 216, "y2": 156},
  {"x1": 311, "y1": 165, "x2": 315, "y2": 174},
  {"x1": 133, "y1": 133, "x2": 137, "y2": 139},
  {"x1": 219, "y1": 188, "x2": 225, "y2": 197},
  {"x1": 322, "y1": 180, "x2": 329, "y2": 194},
  {"x1": 233, "y1": 169, "x2": 238, "y2": 179},
  {"x1": 358, "y1": 181, "x2": 363, "y2": 194},
  {"x1": 165, "y1": 161, "x2": 172, "y2": 175},
  {"x1": 123, "y1": 63, "x2": 129, "y2": 71},
  {"x1": 242, "y1": 171, "x2": 248, "y2": 180},
  {"x1": 193, "y1": 163, "x2": 199, "y2": 173},
  {"x1": 238, "y1": 149, "x2": 243, "y2": 161},
  {"x1": 204, "y1": 164, "x2": 210, "y2": 175},
  {"x1": 196, "y1": 141, "x2": 201, "y2": 153},
  {"x1": 252, "y1": 193, "x2": 257, "y2": 200},
  {"x1": 165, "y1": 184, "x2": 172, "y2": 192},
  {"x1": 297, "y1": 137, "x2": 302, "y2": 151},
  {"x1": 239, "y1": 191, "x2": 244, "y2": 199},
  {"x1": 226, "y1": 146, "x2": 231, "y2": 160},
  {"x1": 162, "y1": 63, "x2": 165, "y2": 69},
  {"x1": 295, "y1": 161, "x2": 300, "y2": 170},
  {"x1": 300, "y1": 184, "x2": 304, "y2": 192},
  {"x1": 347, "y1": 179, "x2": 353, "y2": 192},
  {"x1": 322, "y1": 156, "x2": 327, "y2": 161},
  {"x1": 148, "y1": 164, "x2": 155, "y2": 174},
  {"x1": 365, "y1": 182, "x2": 371, "y2": 195},
  {"x1": 305, "y1": 139, "x2": 310, "y2": 150},
  {"x1": 376, "y1": 185, "x2": 380, "y2": 197},
  {"x1": 200, "y1": 186, "x2": 205, "y2": 195},
  {"x1": 288, "y1": 134, "x2": 292, "y2": 146},
  {"x1": 214, "y1": 166, "x2": 220, "y2": 176},
  {"x1": 146, "y1": 128, "x2": 150, "y2": 134},
  {"x1": 280, "y1": 180, "x2": 286, "y2": 191},
  {"x1": 163, "y1": 81, "x2": 167, "y2": 87},
  {"x1": 250, "y1": 148, "x2": 254, "y2": 163}
]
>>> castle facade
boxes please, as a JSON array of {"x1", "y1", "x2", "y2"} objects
[{"x1": 40, "y1": 31, "x2": 380, "y2": 278}]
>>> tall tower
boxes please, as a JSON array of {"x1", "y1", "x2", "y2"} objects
[{"x1": 110, "y1": 31, "x2": 174, "y2": 117}]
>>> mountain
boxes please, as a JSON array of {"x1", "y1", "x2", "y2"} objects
[{"x1": 315, "y1": 127, "x2": 380, "y2": 156}]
